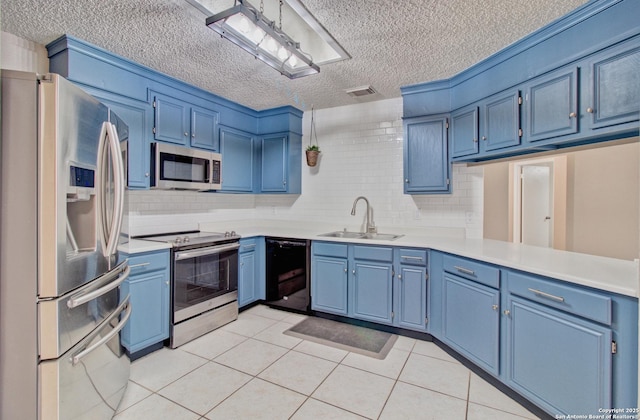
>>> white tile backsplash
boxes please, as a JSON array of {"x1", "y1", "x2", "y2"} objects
[{"x1": 129, "y1": 98, "x2": 484, "y2": 237}]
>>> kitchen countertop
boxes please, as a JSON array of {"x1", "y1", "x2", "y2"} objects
[
  {"x1": 124, "y1": 221, "x2": 639, "y2": 298},
  {"x1": 120, "y1": 238, "x2": 172, "y2": 254}
]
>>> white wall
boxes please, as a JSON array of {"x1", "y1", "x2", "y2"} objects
[
  {"x1": 0, "y1": 31, "x2": 49, "y2": 73},
  {"x1": 129, "y1": 98, "x2": 484, "y2": 237}
]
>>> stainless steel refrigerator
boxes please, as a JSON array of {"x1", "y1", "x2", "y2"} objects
[{"x1": 0, "y1": 70, "x2": 131, "y2": 419}]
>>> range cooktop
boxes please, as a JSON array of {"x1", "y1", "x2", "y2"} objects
[{"x1": 137, "y1": 230, "x2": 240, "y2": 247}]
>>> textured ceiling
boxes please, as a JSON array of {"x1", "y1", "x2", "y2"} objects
[{"x1": 1, "y1": 0, "x2": 588, "y2": 111}]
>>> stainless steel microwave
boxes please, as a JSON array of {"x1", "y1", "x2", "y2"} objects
[{"x1": 150, "y1": 142, "x2": 221, "y2": 190}]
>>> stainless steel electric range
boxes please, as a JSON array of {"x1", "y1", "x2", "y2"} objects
[{"x1": 139, "y1": 230, "x2": 240, "y2": 348}]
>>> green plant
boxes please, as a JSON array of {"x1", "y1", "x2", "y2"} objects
[{"x1": 306, "y1": 144, "x2": 320, "y2": 152}]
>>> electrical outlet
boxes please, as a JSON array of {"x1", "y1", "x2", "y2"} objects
[
  {"x1": 414, "y1": 210, "x2": 421, "y2": 220},
  {"x1": 465, "y1": 212, "x2": 474, "y2": 224}
]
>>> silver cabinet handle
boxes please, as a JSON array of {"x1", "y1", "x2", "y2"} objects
[
  {"x1": 71, "y1": 297, "x2": 131, "y2": 365},
  {"x1": 569, "y1": 112, "x2": 577, "y2": 118},
  {"x1": 129, "y1": 262, "x2": 150, "y2": 268},
  {"x1": 344, "y1": 268, "x2": 348, "y2": 273},
  {"x1": 401, "y1": 256, "x2": 424, "y2": 261},
  {"x1": 67, "y1": 262, "x2": 130, "y2": 309},
  {"x1": 492, "y1": 304, "x2": 498, "y2": 311},
  {"x1": 398, "y1": 274, "x2": 402, "y2": 280},
  {"x1": 192, "y1": 133, "x2": 195, "y2": 138},
  {"x1": 481, "y1": 136, "x2": 487, "y2": 141},
  {"x1": 586, "y1": 107, "x2": 594, "y2": 114},
  {"x1": 528, "y1": 288, "x2": 565, "y2": 303},
  {"x1": 473, "y1": 138, "x2": 478, "y2": 143},
  {"x1": 405, "y1": 179, "x2": 410, "y2": 183},
  {"x1": 454, "y1": 266, "x2": 475, "y2": 276},
  {"x1": 504, "y1": 310, "x2": 510, "y2": 316},
  {"x1": 184, "y1": 132, "x2": 188, "y2": 136},
  {"x1": 352, "y1": 269, "x2": 356, "y2": 274}
]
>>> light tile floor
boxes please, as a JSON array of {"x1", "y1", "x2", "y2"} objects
[{"x1": 115, "y1": 305, "x2": 541, "y2": 420}]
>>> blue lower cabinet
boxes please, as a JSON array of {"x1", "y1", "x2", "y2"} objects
[
  {"x1": 238, "y1": 237, "x2": 265, "y2": 307},
  {"x1": 396, "y1": 264, "x2": 428, "y2": 331},
  {"x1": 505, "y1": 295, "x2": 612, "y2": 416},
  {"x1": 311, "y1": 255, "x2": 349, "y2": 315},
  {"x1": 121, "y1": 250, "x2": 170, "y2": 354},
  {"x1": 351, "y1": 260, "x2": 394, "y2": 324},
  {"x1": 442, "y1": 273, "x2": 500, "y2": 375}
]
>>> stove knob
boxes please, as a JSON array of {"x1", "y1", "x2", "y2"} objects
[
  {"x1": 175, "y1": 237, "x2": 182, "y2": 244},
  {"x1": 184, "y1": 236, "x2": 190, "y2": 243},
  {"x1": 224, "y1": 231, "x2": 230, "y2": 237},
  {"x1": 230, "y1": 231, "x2": 237, "y2": 237}
]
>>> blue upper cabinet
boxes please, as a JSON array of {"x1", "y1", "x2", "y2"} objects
[
  {"x1": 261, "y1": 134, "x2": 288, "y2": 193},
  {"x1": 482, "y1": 90, "x2": 521, "y2": 151},
  {"x1": 524, "y1": 67, "x2": 579, "y2": 143},
  {"x1": 403, "y1": 115, "x2": 450, "y2": 194},
  {"x1": 451, "y1": 90, "x2": 521, "y2": 159},
  {"x1": 220, "y1": 126, "x2": 256, "y2": 192},
  {"x1": 191, "y1": 106, "x2": 220, "y2": 151},
  {"x1": 583, "y1": 39, "x2": 640, "y2": 131},
  {"x1": 153, "y1": 93, "x2": 220, "y2": 151},
  {"x1": 450, "y1": 106, "x2": 479, "y2": 158},
  {"x1": 153, "y1": 93, "x2": 190, "y2": 145},
  {"x1": 402, "y1": 0, "x2": 640, "y2": 163},
  {"x1": 86, "y1": 88, "x2": 153, "y2": 188}
]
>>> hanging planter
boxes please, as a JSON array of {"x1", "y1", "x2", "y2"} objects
[
  {"x1": 306, "y1": 106, "x2": 320, "y2": 167},
  {"x1": 305, "y1": 145, "x2": 320, "y2": 167}
]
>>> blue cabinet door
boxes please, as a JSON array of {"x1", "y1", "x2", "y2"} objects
[
  {"x1": 482, "y1": 90, "x2": 521, "y2": 151},
  {"x1": 525, "y1": 67, "x2": 579, "y2": 142},
  {"x1": 585, "y1": 43, "x2": 640, "y2": 130},
  {"x1": 311, "y1": 256, "x2": 348, "y2": 315},
  {"x1": 505, "y1": 296, "x2": 612, "y2": 416},
  {"x1": 442, "y1": 274, "x2": 500, "y2": 375},
  {"x1": 261, "y1": 134, "x2": 287, "y2": 192},
  {"x1": 403, "y1": 115, "x2": 450, "y2": 194},
  {"x1": 90, "y1": 90, "x2": 153, "y2": 189},
  {"x1": 238, "y1": 251, "x2": 256, "y2": 307},
  {"x1": 220, "y1": 126, "x2": 255, "y2": 192},
  {"x1": 351, "y1": 260, "x2": 394, "y2": 324},
  {"x1": 396, "y1": 264, "x2": 427, "y2": 331},
  {"x1": 122, "y1": 271, "x2": 170, "y2": 353},
  {"x1": 191, "y1": 107, "x2": 220, "y2": 151},
  {"x1": 450, "y1": 106, "x2": 479, "y2": 158},
  {"x1": 153, "y1": 94, "x2": 189, "y2": 145}
]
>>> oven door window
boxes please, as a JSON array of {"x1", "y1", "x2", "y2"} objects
[
  {"x1": 160, "y1": 152, "x2": 210, "y2": 184},
  {"x1": 174, "y1": 248, "x2": 238, "y2": 312}
]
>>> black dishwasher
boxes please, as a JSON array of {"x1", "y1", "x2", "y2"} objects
[{"x1": 265, "y1": 238, "x2": 310, "y2": 313}]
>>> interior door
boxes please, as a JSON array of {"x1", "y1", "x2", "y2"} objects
[{"x1": 521, "y1": 164, "x2": 553, "y2": 247}]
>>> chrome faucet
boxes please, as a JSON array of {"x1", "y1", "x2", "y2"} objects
[{"x1": 351, "y1": 196, "x2": 377, "y2": 234}]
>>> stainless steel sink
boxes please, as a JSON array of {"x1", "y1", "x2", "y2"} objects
[
  {"x1": 319, "y1": 231, "x2": 366, "y2": 239},
  {"x1": 361, "y1": 233, "x2": 404, "y2": 240},
  {"x1": 319, "y1": 231, "x2": 403, "y2": 241}
]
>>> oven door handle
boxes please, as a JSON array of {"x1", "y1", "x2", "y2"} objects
[{"x1": 175, "y1": 243, "x2": 240, "y2": 261}]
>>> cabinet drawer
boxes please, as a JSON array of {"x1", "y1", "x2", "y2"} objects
[
  {"x1": 443, "y1": 255, "x2": 499, "y2": 288},
  {"x1": 506, "y1": 271, "x2": 612, "y2": 325},
  {"x1": 127, "y1": 251, "x2": 169, "y2": 274},
  {"x1": 239, "y1": 238, "x2": 258, "y2": 253},
  {"x1": 313, "y1": 242, "x2": 348, "y2": 258},
  {"x1": 353, "y1": 245, "x2": 393, "y2": 262},
  {"x1": 397, "y1": 249, "x2": 428, "y2": 266}
]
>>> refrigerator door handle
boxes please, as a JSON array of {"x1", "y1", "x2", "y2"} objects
[
  {"x1": 67, "y1": 262, "x2": 130, "y2": 309},
  {"x1": 96, "y1": 122, "x2": 125, "y2": 259},
  {"x1": 71, "y1": 296, "x2": 131, "y2": 365},
  {"x1": 104, "y1": 122, "x2": 125, "y2": 258}
]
